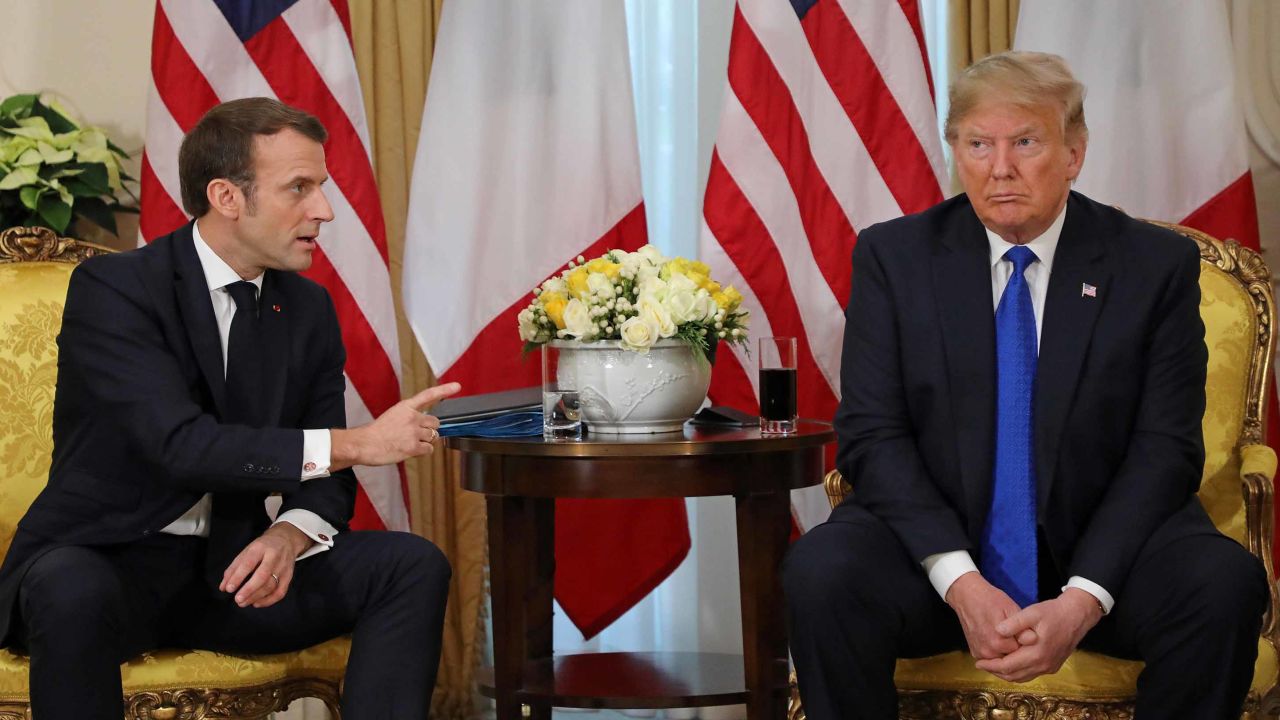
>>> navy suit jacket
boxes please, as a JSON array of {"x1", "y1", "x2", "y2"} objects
[
  {"x1": 834, "y1": 191, "x2": 1218, "y2": 597},
  {"x1": 0, "y1": 222, "x2": 356, "y2": 643}
]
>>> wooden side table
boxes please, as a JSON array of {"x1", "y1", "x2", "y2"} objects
[{"x1": 446, "y1": 421, "x2": 834, "y2": 719}]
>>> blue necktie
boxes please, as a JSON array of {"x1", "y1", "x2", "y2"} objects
[{"x1": 981, "y1": 245, "x2": 1039, "y2": 607}]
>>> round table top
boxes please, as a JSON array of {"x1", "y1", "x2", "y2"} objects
[{"x1": 444, "y1": 419, "x2": 834, "y2": 458}]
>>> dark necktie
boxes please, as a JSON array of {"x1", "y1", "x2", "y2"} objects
[
  {"x1": 207, "y1": 280, "x2": 266, "y2": 587},
  {"x1": 223, "y1": 281, "x2": 265, "y2": 426},
  {"x1": 980, "y1": 245, "x2": 1039, "y2": 607}
]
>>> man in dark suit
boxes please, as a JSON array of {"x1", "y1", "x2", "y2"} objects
[
  {"x1": 784, "y1": 51, "x2": 1268, "y2": 719},
  {"x1": 0, "y1": 98, "x2": 461, "y2": 719}
]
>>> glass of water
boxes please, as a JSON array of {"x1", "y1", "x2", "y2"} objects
[{"x1": 542, "y1": 343, "x2": 582, "y2": 440}]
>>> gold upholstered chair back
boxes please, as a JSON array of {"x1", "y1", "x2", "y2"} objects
[
  {"x1": 0, "y1": 227, "x2": 349, "y2": 720},
  {"x1": 792, "y1": 223, "x2": 1280, "y2": 719}
]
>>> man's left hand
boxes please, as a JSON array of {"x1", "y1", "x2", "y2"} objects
[
  {"x1": 974, "y1": 588, "x2": 1104, "y2": 682},
  {"x1": 219, "y1": 523, "x2": 314, "y2": 609}
]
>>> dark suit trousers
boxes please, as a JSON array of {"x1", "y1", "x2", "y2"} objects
[
  {"x1": 783, "y1": 503, "x2": 1267, "y2": 720},
  {"x1": 12, "y1": 530, "x2": 450, "y2": 720}
]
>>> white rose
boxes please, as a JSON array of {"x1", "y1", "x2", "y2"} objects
[
  {"x1": 665, "y1": 289, "x2": 699, "y2": 324},
  {"x1": 561, "y1": 298, "x2": 595, "y2": 339},
  {"x1": 541, "y1": 277, "x2": 568, "y2": 295},
  {"x1": 635, "y1": 262, "x2": 660, "y2": 284},
  {"x1": 692, "y1": 290, "x2": 718, "y2": 322},
  {"x1": 636, "y1": 244, "x2": 667, "y2": 266},
  {"x1": 586, "y1": 272, "x2": 616, "y2": 299},
  {"x1": 517, "y1": 308, "x2": 540, "y2": 342},
  {"x1": 666, "y1": 271, "x2": 697, "y2": 293},
  {"x1": 637, "y1": 296, "x2": 677, "y2": 338},
  {"x1": 619, "y1": 316, "x2": 659, "y2": 352},
  {"x1": 636, "y1": 276, "x2": 668, "y2": 301},
  {"x1": 619, "y1": 252, "x2": 644, "y2": 277}
]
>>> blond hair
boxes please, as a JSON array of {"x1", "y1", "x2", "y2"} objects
[{"x1": 944, "y1": 50, "x2": 1087, "y2": 144}]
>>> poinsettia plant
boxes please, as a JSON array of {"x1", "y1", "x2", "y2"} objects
[{"x1": 0, "y1": 94, "x2": 137, "y2": 236}]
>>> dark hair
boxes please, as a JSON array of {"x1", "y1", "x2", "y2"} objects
[{"x1": 178, "y1": 98, "x2": 327, "y2": 217}]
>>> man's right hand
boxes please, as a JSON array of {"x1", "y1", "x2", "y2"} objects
[
  {"x1": 330, "y1": 382, "x2": 462, "y2": 470},
  {"x1": 946, "y1": 571, "x2": 1032, "y2": 660}
]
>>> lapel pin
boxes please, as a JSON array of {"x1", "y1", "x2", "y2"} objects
[
  {"x1": 272, "y1": 304, "x2": 282, "y2": 312},
  {"x1": 1081, "y1": 283, "x2": 1097, "y2": 298}
]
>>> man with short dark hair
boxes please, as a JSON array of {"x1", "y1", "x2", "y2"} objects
[
  {"x1": 784, "y1": 51, "x2": 1268, "y2": 719},
  {"x1": 0, "y1": 97, "x2": 461, "y2": 719}
]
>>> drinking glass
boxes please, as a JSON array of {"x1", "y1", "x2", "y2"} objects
[
  {"x1": 542, "y1": 343, "x2": 582, "y2": 440},
  {"x1": 759, "y1": 337, "x2": 798, "y2": 434}
]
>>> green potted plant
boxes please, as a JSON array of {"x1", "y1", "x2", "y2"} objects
[{"x1": 0, "y1": 94, "x2": 137, "y2": 237}]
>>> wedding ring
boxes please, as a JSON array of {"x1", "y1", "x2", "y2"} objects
[
  {"x1": 426, "y1": 427, "x2": 438, "y2": 442},
  {"x1": 270, "y1": 573, "x2": 280, "y2": 585}
]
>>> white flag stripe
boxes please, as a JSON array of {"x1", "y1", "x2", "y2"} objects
[
  {"x1": 717, "y1": 90, "x2": 846, "y2": 394},
  {"x1": 144, "y1": 82, "x2": 187, "y2": 208},
  {"x1": 282, "y1": 0, "x2": 374, "y2": 155},
  {"x1": 1014, "y1": 1, "x2": 1249, "y2": 223},
  {"x1": 831, "y1": 0, "x2": 948, "y2": 186},
  {"x1": 736, "y1": 0, "x2": 905, "y2": 231},
  {"x1": 159, "y1": 0, "x2": 275, "y2": 100},
  {"x1": 344, "y1": 380, "x2": 410, "y2": 531},
  {"x1": 405, "y1": 0, "x2": 644, "y2": 377},
  {"x1": 700, "y1": 222, "x2": 774, "y2": 399}
]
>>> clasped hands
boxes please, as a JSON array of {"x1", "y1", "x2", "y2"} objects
[
  {"x1": 220, "y1": 382, "x2": 464, "y2": 608},
  {"x1": 946, "y1": 571, "x2": 1104, "y2": 683}
]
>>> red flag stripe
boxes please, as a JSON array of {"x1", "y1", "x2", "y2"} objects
[
  {"x1": 1180, "y1": 172, "x2": 1262, "y2": 252},
  {"x1": 801, "y1": 0, "x2": 943, "y2": 216},
  {"x1": 727, "y1": 7, "x2": 857, "y2": 305},
  {"x1": 328, "y1": 0, "x2": 354, "y2": 48},
  {"x1": 139, "y1": 153, "x2": 191, "y2": 242},
  {"x1": 151, "y1": 6, "x2": 221, "y2": 131},
  {"x1": 438, "y1": 203, "x2": 649, "y2": 392},
  {"x1": 303, "y1": 248, "x2": 402, "y2": 414},
  {"x1": 242, "y1": 17, "x2": 389, "y2": 265},
  {"x1": 704, "y1": 152, "x2": 839, "y2": 422}
]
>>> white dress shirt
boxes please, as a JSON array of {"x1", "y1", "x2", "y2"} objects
[
  {"x1": 160, "y1": 221, "x2": 338, "y2": 560},
  {"x1": 921, "y1": 205, "x2": 1115, "y2": 614}
]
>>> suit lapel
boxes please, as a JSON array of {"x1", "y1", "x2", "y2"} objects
[
  {"x1": 932, "y1": 207, "x2": 997, "y2": 532},
  {"x1": 259, "y1": 272, "x2": 291, "y2": 424},
  {"x1": 1035, "y1": 194, "x2": 1109, "y2": 516},
  {"x1": 173, "y1": 225, "x2": 229, "y2": 418}
]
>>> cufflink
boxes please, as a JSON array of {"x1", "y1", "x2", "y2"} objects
[
  {"x1": 304, "y1": 462, "x2": 317, "y2": 472},
  {"x1": 318, "y1": 533, "x2": 330, "y2": 542}
]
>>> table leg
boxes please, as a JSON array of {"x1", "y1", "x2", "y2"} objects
[
  {"x1": 488, "y1": 496, "x2": 556, "y2": 720},
  {"x1": 736, "y1": 489, "x2": 792, "y2": 720}
]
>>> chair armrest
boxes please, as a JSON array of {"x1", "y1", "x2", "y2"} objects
[
  {"x1": 1240, "y1": 443, "x2": 1278, "y2": 637},
  {"x1": 824, "y1": 469, "x2": 850, "y2": 510}
]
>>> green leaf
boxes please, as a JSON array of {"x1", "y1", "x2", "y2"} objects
[
  {"x1": 15, "y1": 148, "x2": 42, "y2": 167},
  {"x1": 0, "y1": 94, "x2": 37, "y2": 118},
  {"x1": 36, "y1": 194, "x2": 71, "y2": 233},
  {"x1": 37, "y1": 142, "x2": 73, "y2": 164},
  {"x1": 0, "y1": 166, "x2": 38, "y2": 190},
  {"x1": 74, "y1": 196, "x2": 117, "y2": 235},
  {"x1": 31, "y1": 100, "x2": 78, "y2": 134},
  {"x1": 8, "y1": 117, "x2": 53, "y2": 142},
  {"x1": 19, "y1": 185, "x2": 42, "y2": 211},
  {"x1": 68, "y1": 162, "x2": 110, "y2": 194}
]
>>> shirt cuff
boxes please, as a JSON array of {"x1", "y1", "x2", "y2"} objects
[
  {"x1": 922, "y1": 550, "x2": 979, "y2": 600},
  {"x1": 300, "y1": 429, "x2": 332, "y2": 480},
  {"x1": 1063, "y1": 576, "x2": 1115, "y2": 615},
  {"x1": 273, "y1": 509, "x2": 339, "y2": 560}
]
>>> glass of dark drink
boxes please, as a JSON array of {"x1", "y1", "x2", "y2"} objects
[{"x1": 758, "y1": 336, "x2": 797, "y2": 434}]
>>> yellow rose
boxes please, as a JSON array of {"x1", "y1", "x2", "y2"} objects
[
  {"x1": 566, "y1": 267, "x2": 590, "y2": 298},
  {"x1": 585, "y1": 257, "x2": 622, "y2": 280},
  {"x1": 689, "y1": 260, "x2": 711, "y2": 276},
  {"x1": 712, "y1": 291, "x2": 731, "y2": 310},
  {"x1": 723, "y1": 286, "x2": 744, "y2": 310},
  {"x1": 540, "y1": 292, "x2": 568, "y2": 329},
  {"x1": 702, "y1": 279, "x2": 722, "y2": 295},
  {"x1": 685, "y1": 270, "x2": 709, "y2": 289}
]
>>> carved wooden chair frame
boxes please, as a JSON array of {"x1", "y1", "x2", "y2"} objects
[
  {"x1": 0, "y1": 226, "x2": 343, "y2": 720},
  {"x1": 787, "y1": 224, "x2": 1280, "y2": 720}
]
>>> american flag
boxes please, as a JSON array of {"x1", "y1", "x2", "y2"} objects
[
  {"x1": 139, "y1": 0, "x2": 408, "y2": 531},
  {"x1": 700, "y1": 0, "x2": 946, "y2": 531}
]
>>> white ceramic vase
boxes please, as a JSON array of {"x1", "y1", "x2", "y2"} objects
[{"x1": 551, "y1": 338, "x2": 712, "y2": 434}]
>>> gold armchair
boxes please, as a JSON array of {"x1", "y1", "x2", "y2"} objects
[
  {"x1": 0, "y1": 227, "x2": 350, "y2": 720},
  {"x1": 789, "y1": 223, "x2": 1280, "y2": 719}
]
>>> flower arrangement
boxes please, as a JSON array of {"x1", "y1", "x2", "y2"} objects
[
  {"x1": 518, "y1": 244, "x2": 749, "y2": 360},
  {"x1": 0, "y1": 94, "x2": 137, "y2": 236}
]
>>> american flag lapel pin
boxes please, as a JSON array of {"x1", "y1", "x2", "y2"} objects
[
  {"x1": 1081, "y1": 283, "x2": 1097, "y2": 298},
  {"x1": 272, "y1": 304, "x2": 282, "y2": 312}
]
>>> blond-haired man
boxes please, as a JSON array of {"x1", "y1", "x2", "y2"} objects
[{"x1": 784, "y1": 51, "x2": 1266, "y2": 719}]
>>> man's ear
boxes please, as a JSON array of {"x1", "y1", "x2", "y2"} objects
[
  {"x1": 206, "y1": 178, "x2": 242, "y2": 220},
  {"x1": 1065, "y1": 136, "x2": 1087, "y2": 183}
]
